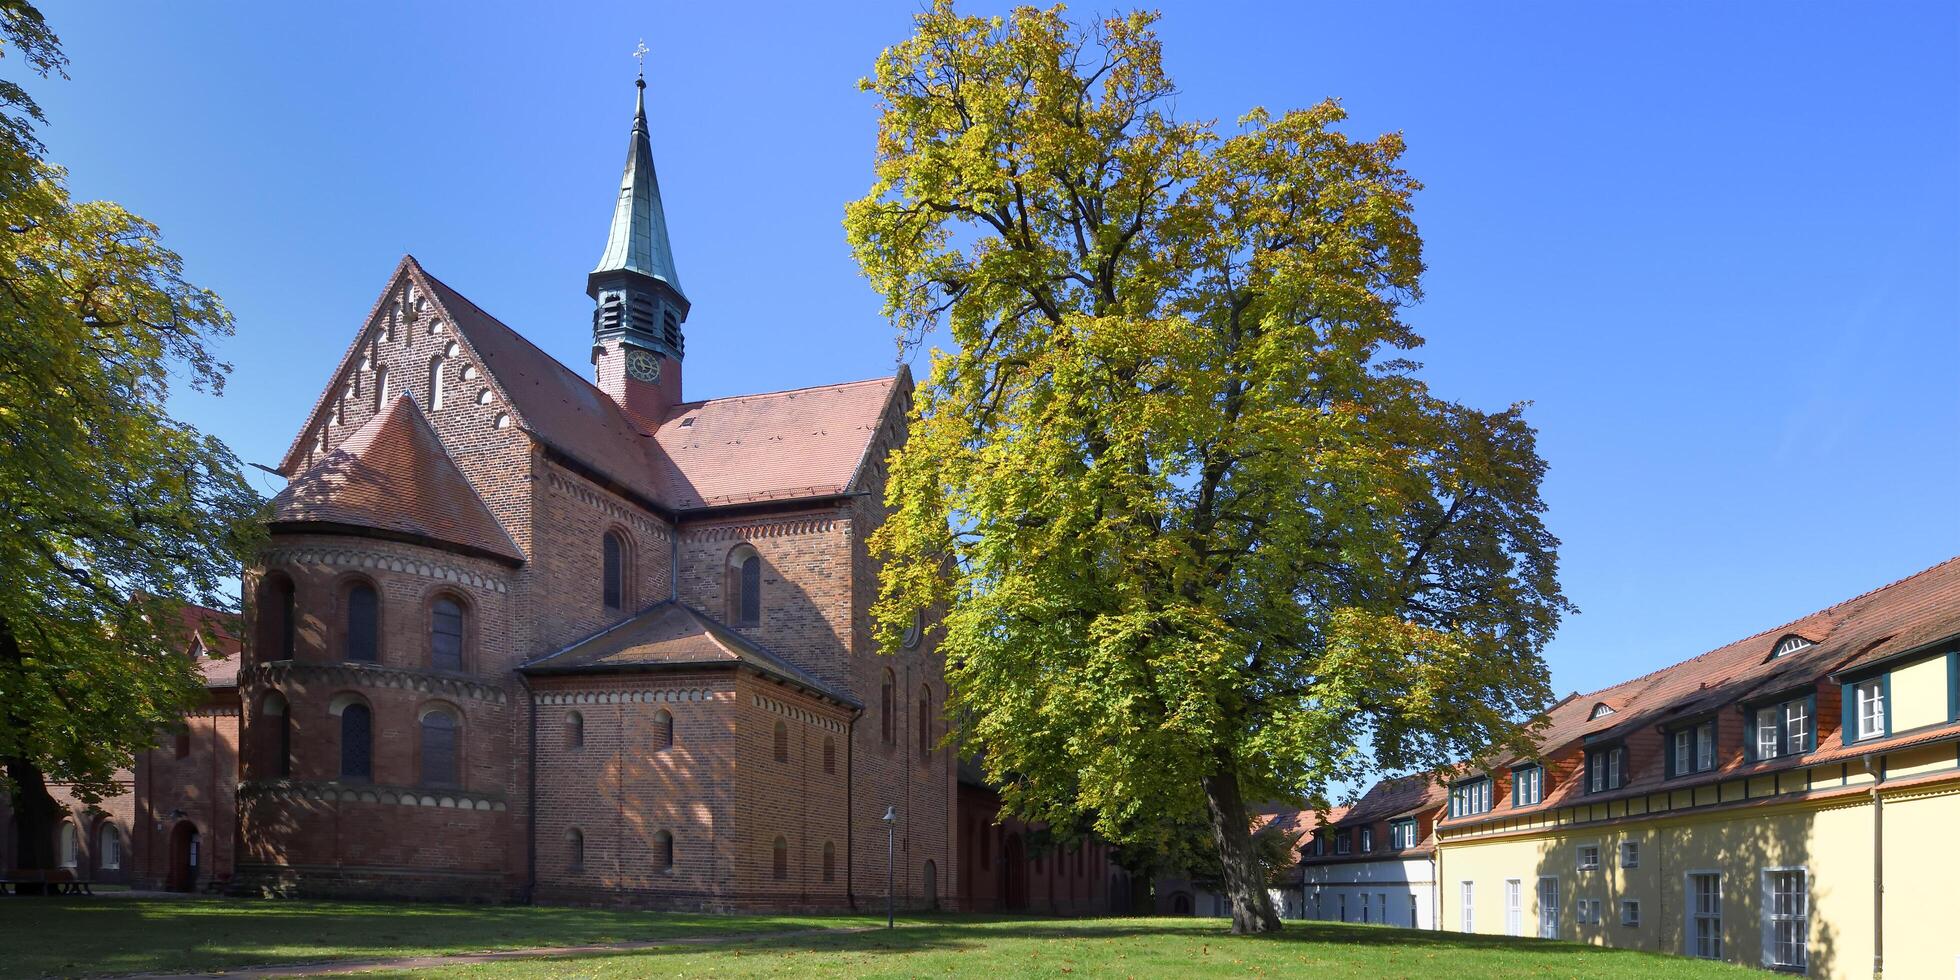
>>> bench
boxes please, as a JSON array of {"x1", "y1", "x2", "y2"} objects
[{"x1": 0, "y1": 868, "x2": 93, "y2": 895}]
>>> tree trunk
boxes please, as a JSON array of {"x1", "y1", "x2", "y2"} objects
[
  {"x1": 1200, "y1": 748, "x2": 1282, "y2": 934},
  {"x1": 2, "y1": 617, "x2": 63, "y2": 893}
]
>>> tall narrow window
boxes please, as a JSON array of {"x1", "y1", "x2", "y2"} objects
[
  {"x1": 58, "y1": 822, "x2": 78, "y2": 868},
  {"x1": 917, "y1": 684, "x2": 932, "y2": 761},
  {"x1": 772, "y1": 836, "x2": 788, "y2": 880},
  {"x1": 1504, "y1": 879, "x2": 1522, "y2": 936},
  {"x1": 773, "y1": 720, "x2": 789, "y2": 763},
  {"x1": 431, "y1": 597, "x2": 464, "y2": 672},
  {"x1": 270, "y1": 572, "x2": 295, "y2": 658},
  {"x1": 97, "y1": 823, "x2": 121, "y2": 870},
  {"x1": 427, "y1": 355, "x2": 444, "y2": 411},
  {"x1": 1459, "y1": 881, "x2": 1474, "y2": 933},
  {"x1": 1688, "y1": 872, "x2": 1723, "y2": 959},
  {"x1": 1538, "y1": 876, "x2": 1559, "y2": 938},
  {"x1": 420, "y1": 709, "x2": 459, "y2": 787},
  {"x1": 340, "y1": 702, "x2": 373, "y2": 781},
  {"x1": 345, "y1": 583, "x2": 378, "y2": 663},
  {"x1": 1764, "y1": 869, "x2": 1807, "y2": 970},
  {"x1": 375, "y1": 365, "x2": 389, "y2": 411},
  {"x1": 654, "y1": 829, "x2": 674, "y2": 871},
  {"x1": 567, "y1": 828, "x2": 584, "y2": 871},
  {"x1": 880, "y1": 669, "x2": 896, "y2": 746},
  {"x1": 740, "y1": 555, "x2": 761, "y2": 624},
  {"x1": 653, "y1": 709, "x2": 673, "y2": 751},
  {"x1": 1755, "y1": 706, "x2": 1780, "y2": 759},
  {"x1": 566, "y1": 711, "x2": 584, "y2": 750},
  {"x1": 1855, "y1": 679, "x2": 1886, "y2": 740},
  {"x1": 602, "y1": 532, "x2": 626, "y2": 612},
  {"x1": 262, "y1": 691, "x2": 291, "y2": 778},
  {"x1": 822, "y1": 841, "x2": 836, "y2": 882},
  {"x1": 823, "y1": 736, "x2": 836, "y2": 774},
  {"x1": 1784, "y1": 699, "x2": 1811, "y2": 755}
]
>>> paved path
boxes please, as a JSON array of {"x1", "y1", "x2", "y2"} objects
[{"x1": 122, "y1": 925, "x2": 882, "y2": 979}]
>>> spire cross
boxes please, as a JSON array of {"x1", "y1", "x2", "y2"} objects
[{"x1": 632, "y1": 40, "x2": 649, "y2": 78}]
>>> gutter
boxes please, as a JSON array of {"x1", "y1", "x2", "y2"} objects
[
  {"x1": 846, "y1": 712, "x2": 858, "y2": 911},
  {"x1": 1865, "y1": 752, "x2": 1884, "y2": 978},
  {"x1": 518, "y1": 671, "x2": 538, "y2": 904}
]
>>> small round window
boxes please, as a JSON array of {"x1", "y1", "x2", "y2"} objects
[{"x1": 901, "y1": 610, "x2": 923, "y2": 649}]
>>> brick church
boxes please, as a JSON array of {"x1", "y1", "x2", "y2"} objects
[{"x1": 4, "y1": 75, "x2": 1128, "y2": 914}]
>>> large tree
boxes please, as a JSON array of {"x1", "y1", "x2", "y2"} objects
[
  {"x1": 848, "y1": 2, "x2": 1569, "y2": 933},
  {"x1": 0, "y1": 0, "x2": 262, "y2": 877}
]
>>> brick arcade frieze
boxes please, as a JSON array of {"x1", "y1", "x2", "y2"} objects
[
  {"x1": 259, "y1": 543, "x2": 511, "y2": 594},
  {"x1": 240, "y1": 778, "x2": 507, "y2": 812},
  {"x1": 245, "y1": 660, "x2": 509, "y2": 705}
]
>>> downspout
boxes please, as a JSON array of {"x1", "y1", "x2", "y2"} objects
[
  {"x1": 846, "y1": 713, "x2": 858, "y2": 911},
  {"x1": 518, "y1": 671, "x2": 537, "y2": 904},
  {"x1": 1428, "y1": 851, "x2": 1439, "y2": 930},
  {"x1": 1865, "y1": 752, "x2": 1884, "y2": 978}
]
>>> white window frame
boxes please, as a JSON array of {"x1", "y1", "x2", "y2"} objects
[
  {"x1": 1784, "y1": 699, "x2": 1810, "y2": 755},
  {"x1": 1619, "y1": 838, "x2": 1640, "y2": 869},
  {"x1": 1620, "y1": 898, "x2": 1641, "y2": 927},
  {"x1": 1360, "y1": 827, "x2": 1373, "y2": 853},
  {"x1": 1538, "y1": 875, "x2": 1560, "y2": 939},
  {"x1": 1695, "y1": 719, "x2": 1716, "y2": 771},
  {"x1": 1504, "y1": 878, "x2": 1523, "y2": 937},
  {"x1": 1672, "y1": 729, "x2": 1692, "y2": 775},
  {"x1": 1855, "y1": 679, "x2": 1886, "y2": 740},
  {"x1": 98, "y1": 823, "x2": 121, "y2": 870},
  {"x1": 1761, "y1": 867, "x2": 1808, "y2": 970},
  {"x1": 1460, "y1": 881, "x2": 1475, "y2": 934},
  {"x1": 1755, "y1": 706, "x2": 1780, "y2": 759},
  {"x1": 1576, "y1": 843, "x2": 1601, "y2": 872},
  {"x1": 57, "y1": 822, "x2": 78, "y2": 868},
  {"x1": 1686, "y1": 870, "x2": 1723, "y2": 960}
]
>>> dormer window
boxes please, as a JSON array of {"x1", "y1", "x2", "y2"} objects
[
  {"x1": 1749, "y1": 694, "x2": 1817, "y2": 761},
  {"x1": 1589, "y1": 703, "x2": 1615, "y2": 720},
  {"x1": 1666, "y1": 719, "x2": 1718, "y2": 778},
  {"x1": 1770, "y1": 635, "x2": 1814, "y2": 660},
  {"x1": 1585, "y1": 745, "x2": 1625, "y2": 793}
]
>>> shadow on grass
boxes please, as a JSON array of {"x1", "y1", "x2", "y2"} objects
[{"x1": 0, "y1": 901, "x2": 1758, "y2": 979}]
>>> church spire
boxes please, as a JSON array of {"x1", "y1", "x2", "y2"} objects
[
  {"x1": 592, "y1": 69, "x2": 683, "y2": 294},
  {"x1": 589, "y1": 49, "x2": 690, "y2": 423}
]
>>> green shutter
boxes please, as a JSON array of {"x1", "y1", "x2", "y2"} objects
[
  {"x1": 1743, "y1": 711, "x2": 1757, "y2": 763},
  {"x1": 1806, "y1": 694, "x2": 1817, "y2": 752},
  {"x1": 1842, "y1": 683, "x2": 1856, "y2": 746},
  {"x1": 1882, "y1": 673, "x2": 1893, "y2": 736}
]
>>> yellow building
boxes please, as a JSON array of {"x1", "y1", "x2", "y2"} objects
[{"x1": 1434, "y1": 557, "x2": 1959, "y2": 979}]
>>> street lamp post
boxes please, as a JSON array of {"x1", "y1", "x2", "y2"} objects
[{"x1": 881, "y1": 804, "x2": 897, "y2": 929}]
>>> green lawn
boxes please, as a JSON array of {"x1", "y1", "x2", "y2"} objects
[
  {"x1": 0, "y1": 898, "x2": 893, "y2": 978},
  {"x1": 0, "y1": 899, "x2": 1764, "y2": 979}
]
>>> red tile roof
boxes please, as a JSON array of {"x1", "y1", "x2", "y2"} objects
[
  {"x1": 178, "y1": 604, "x2": 242, "y2": 689},
  {"x1": 521, "y1": 600, "x2": 856, "y2": 706},
  {"x1": 270, "y1": 394, "x2": 523, "y2": 562},
  {"x1": 1442, "y1": 556, "x2": 1960, "y2": 828},
  {"x1": 409, "y1": 258, "x2": 902, "y2": 514},
  {"x1": 650, "y1": 378, "x2": 903, "y2": 509}
]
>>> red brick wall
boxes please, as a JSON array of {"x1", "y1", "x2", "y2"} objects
[
  {"x1": 956, "y1": 782, "x2": 1119, "y2": 915},
  {"x1": 530, "y1": 672, "x2": 735, "y2": 908}
]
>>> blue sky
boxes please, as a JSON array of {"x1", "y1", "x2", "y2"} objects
[{"x1": 24, "y1": 2, "x2": 1957, "y2": 701}]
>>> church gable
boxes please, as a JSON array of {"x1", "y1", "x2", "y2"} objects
[
  {"x1": 276, "y1": 256, "x2": 529, "y2": 477},
  {"x1": 271, "y1": 393, "x2": 523, "y2": 562}
]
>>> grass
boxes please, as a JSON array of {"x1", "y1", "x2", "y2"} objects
[
  {"x1": 0, "y1": 897, "x2": 895, "y2": 978},
  {"x1": 0, "y1": 899, "x2": 1766, "y2": 979}
]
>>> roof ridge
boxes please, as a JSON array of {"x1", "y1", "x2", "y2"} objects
[
  {"x1": 1573, "y1": 555, "x2": 1960, "y2": 702},
  {"x1": 669, "y1": 374, "x2": 900, "y2": 411},
  {"x1": 413, "y1": 266, "x2": 647, "y2": 434}
]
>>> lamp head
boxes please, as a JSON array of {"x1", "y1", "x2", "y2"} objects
[{"x1": 882, "y1": 805, "x2": 897, "y2": 823}]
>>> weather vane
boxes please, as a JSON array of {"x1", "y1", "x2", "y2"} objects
[{"x1": 633, "y1": 39, "x2": 649, "y2": 78}]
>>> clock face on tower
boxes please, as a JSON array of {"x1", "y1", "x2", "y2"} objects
[{"x1": 625, "y1": 348, "x2": 661, "y2": 383}]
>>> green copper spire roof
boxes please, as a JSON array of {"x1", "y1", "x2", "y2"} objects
[{"x1": 593, "y1": 76, "x2": 682, "y2": 296}]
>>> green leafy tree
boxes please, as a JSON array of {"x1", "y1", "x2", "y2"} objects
[
  {"x1": 0, "y1": 0, "x2": 262, "y2": 876},
  {"x1": 848, "y1": 2, "x2": 1569, "y2": 932}
]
